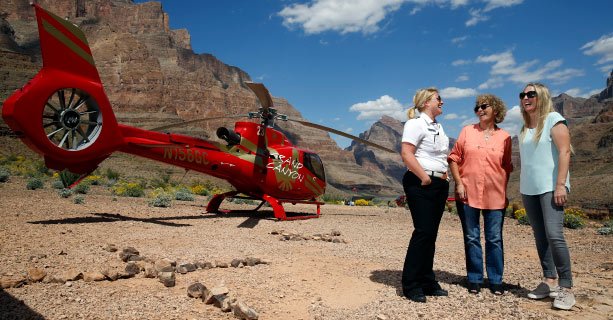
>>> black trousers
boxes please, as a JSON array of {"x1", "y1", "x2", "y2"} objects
[{"x1": 401, "y1": 170, "x2": 449, "y2": 294}]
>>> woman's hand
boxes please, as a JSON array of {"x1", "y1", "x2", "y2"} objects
[
  {"x1": 421, "y1": 176, "x2": 432, "y2": 186},
  {"x1": 455, "y1": 183, "x2": 466, "y2": 200},
  {"x1": 554, "y1": 185, "x2": 567, "y2": 206}
]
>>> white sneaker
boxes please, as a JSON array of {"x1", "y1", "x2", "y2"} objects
[
  {"x1": 527, "y1": 282, "x2": 556, "y2": 299},
  {"x1": 549, "y1": 286, "x2": 560, "y2": 298},
  {"x1": 552, "y1": 288, "x2": 575, "y2": 310}
]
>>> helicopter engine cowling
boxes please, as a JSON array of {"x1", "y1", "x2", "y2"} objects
[{"x1": 216, "y1": 127, "x2": 241, "y2": 145}]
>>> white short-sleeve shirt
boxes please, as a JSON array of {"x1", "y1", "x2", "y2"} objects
[{"x1": 402, "y1": 113, "x2": 450, "y2": 173}]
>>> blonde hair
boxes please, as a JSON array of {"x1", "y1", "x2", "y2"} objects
[
  {"x1": 407, "y1": 87, "x2": 438, "y2": 119},
  {"x1": 519, "y1": 82, "x2": 554, "y2": 143}
]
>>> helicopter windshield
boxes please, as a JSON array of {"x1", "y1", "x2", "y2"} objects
[{"x1": 303, "y1": 152, "x2": 325, "y2": 182}]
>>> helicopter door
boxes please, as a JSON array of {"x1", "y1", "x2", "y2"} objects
[{"x1": 303, "y1": 152, "x2": 325, "y2": 182}]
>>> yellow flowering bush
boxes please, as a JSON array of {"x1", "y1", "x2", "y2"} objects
[
  {"x1": 111, "y1": 181, "x2": 144, "y2": 197},
  {"x1": 354, "y1": 199, "x2": 373, "y2": 206}
]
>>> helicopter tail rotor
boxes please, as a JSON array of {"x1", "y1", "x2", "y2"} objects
[{"x1": 1, "y1": 4, "x2": 124, "y2": 174}]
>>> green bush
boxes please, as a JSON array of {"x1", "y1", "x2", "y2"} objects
[
  {"x1": 563, "y1": 207, "x2": 586, "y2": 229},
  {"x1": 514, "y1": 208, "x2": 530, "y2": 225},
  {"x1": 26, "y1": 177, "x2": 44, "y2": 190},
  {"x1": 174, "y1": 188, "x2": 195, "y2": 201},
  {"x1": 73, "y1": 195, "x2": 85, "y2": 204},
  {"x1": 190, "y1": 184, "x2": 210, "y2": 196},
  {"x1": 58, "y1": 188, "x2": 73, "y2": 198},
  {"x1": 105, "y1": 168, "x2": 120, "y2": 181},
  {"x1": 51, "y1": 180, "x2": 65, "y2": 189},
  {"x1": 0, "y1": 167, "x2": 9, "y2": 182},
  {"x1": 111, "y1": 181, "x2": 145, "y2": 197},
  {"x1": 74, "y1": 182, "x2": 91, "y2": 194},
  {"x1": 58, "y1": 170, "x2": 82, "y2": 187},
  {"x1": 149, "y1": 193, "x2": 172, "y2": 208}
]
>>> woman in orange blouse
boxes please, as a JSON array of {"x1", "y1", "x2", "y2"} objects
[{"x1": 448, "y1": 94, "x2": 513, "y2": 295}]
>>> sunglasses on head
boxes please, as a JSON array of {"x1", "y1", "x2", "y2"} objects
[
  {"x1": 474, "y1": 104, "x2": 489, "y2": 113},
  {"x1": 519, "y1": 91, "x2": 537, "y2": 99}
]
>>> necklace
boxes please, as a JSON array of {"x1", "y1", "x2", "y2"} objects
[{"x1": 479, "y1": 124, "x2": 495, "y2": 141}]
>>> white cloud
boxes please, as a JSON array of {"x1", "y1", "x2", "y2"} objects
[
  {"x1": 333, "y1": 117, "x2": 341, "y2": 121},
  {"x1": 452, "y1": 59, "x2": 471, "y2": 66},
  {"x1": 439, "y1": 87, "x2": 478, "y2": 99},
  {"x1": 477, "y1": 77, "x2": 504, "y2": 90},
  {"x1": 476, "y1": 50, "x2": 584, "y2": 86},
  {"x1": 456, "y1": 75, "x2": 469, "y2": 82},
  {"x1": 466, "y1": 8, "x2": 489, "y2": 27},
  {"x1": 564, "y1": 88, "x2": 601, "y2": 98},
  {"x1": 278, "y1": 0, "x2": 405, "y2": 35},
  {"x1": 600, "y1": 64, "x2": 613, "y2": 74},
  {"x1": 444, "y1": 113, "x2": 459, "y2": 120},
  {"x1": 483, "y1": 0, "x2": 524, "y2": 12},
  {"x1": 345, "y1": 127, "x2": 354, "y2": 133},
  {"x1": 349, "y1": 95, "x2": 406, "y2": 121},
  {"x1": 279, "y1": 0, "x2": 520, "y2": 35},
  {"x1": 451, "y1": 36, "x2": 468, "y2": 46},
  {"x1": 581, "y1": 33, "x2": 613, "y2": 65},
  {"x1": 498, "y1": 105, "x2": 523, "y2": 137}
]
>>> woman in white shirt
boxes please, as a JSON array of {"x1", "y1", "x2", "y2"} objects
[{"x1": 400, "y1": 87, "x2": 450, "y2": 303}]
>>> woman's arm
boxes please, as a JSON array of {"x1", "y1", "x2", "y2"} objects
[
  {"x1": 449, "y1": 161, "x2": 465, "y2": 199},
  {"x1": 551, "y1": 122, "x2": 571, "y2": 206},
  {"x1": 401, "y1": 142, "x2": 431, "y2": 186}
]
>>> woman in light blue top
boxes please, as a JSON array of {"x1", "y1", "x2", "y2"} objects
[{"x1": 519, "y1": 82, "x2": 575, "y2": 311}]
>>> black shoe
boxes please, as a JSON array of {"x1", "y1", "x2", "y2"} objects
[
  {"x1": 490, "y1": 283, "x2": 504, "y2": 295},
  {"x1": 468, "y1": 282, "x2": 481, "y2": 294},
  {"x1": 424, "y1": 287, "x2": 448, "y2": 296},
  {"x1": 404, "y1": 289, "x2": 427, "y2": 303}
]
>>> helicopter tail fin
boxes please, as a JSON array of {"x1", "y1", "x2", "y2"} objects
[{"x1": 1, "y1": 4, "x2": 123, "y2": 174}]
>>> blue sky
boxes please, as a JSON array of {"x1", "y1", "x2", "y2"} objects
[{"x1": 135, "y1": 0, "x2": 612, "y2": 147}]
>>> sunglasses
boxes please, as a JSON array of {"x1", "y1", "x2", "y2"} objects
[
  {"x1": 519, "y1": 91, "x2": 537, "y2": 99},
  {"x1": 474, "y1": 104, "x2": 490, "y2": 113}
]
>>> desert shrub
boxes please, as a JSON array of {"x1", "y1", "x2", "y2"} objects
[
  {"x1": 232, "y1": 198, "x2": 257, "y2": 205},
  {"x1": 563, "y1": 207, "x2": 585, "y2": 229},
  {"x1": 150, "y1": 171, "x2": 173, "y2": 189},
  {"x1": 26, "y1": 177, "x2": 44, "y2": 190},
  {"x1": 514, "y1": 208, "x2": 530, "y2": 225},
  {"x1": 174, "y1": 188, "x2": 195, "y2": 201},
  {"x1": 58, "y1": 188, "x2": 73, "y2": 198},
  {"x1": 321, "y1": 190, "x2": 346, "y2": 204},
  {"x1": 84, "y1": 175, "x2": 102, "y2": 185},
  {"x1": 73, "y1": 195, "x2": 85, "y2": 204},
  {"x1": 190, "y1": 184, "x2": 210, "y2": 196},
  {"x1": 0, "y1": 167, "x2": 9, "y2": 182},
  {"x1": 111, "y1": 181, "x2": 145, "y2": 197},
  {"x1": 51, "y1": 180, "x2": 65, "y2": 189},
  {"x1": 105, "y1": 168, "x2": 120, "y2": 181},
  {"x1": 446, "y1": 201, "x2": 457, "y2": 215},
  {"x1": 149, "y1": 191, "x2": 172, "y2": 208},
  {"x1": 597, "y1": 220, "x2": 613, "y2": 235},
  {"x1": 74, "y1": 182, "x2": 91, "y2": 194},
  {"x1": 58, "y1": 170, "x2": 82, "y2": 187},
  {"x1": 354, "y1": 199, "x2": 373, "y2": 206}
]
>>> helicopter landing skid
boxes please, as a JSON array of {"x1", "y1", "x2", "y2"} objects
[{"x1": 206, "y1": 191, "x2": 322, "y2": 221}]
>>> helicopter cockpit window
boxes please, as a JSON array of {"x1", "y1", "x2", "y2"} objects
[{"x1": 303, "y1": 152, "x2": 325, "y2": 182}]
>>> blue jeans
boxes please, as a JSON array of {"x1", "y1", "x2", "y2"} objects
[{"x1": 457, "y1": 202, "x2": 504, "y2": 285}]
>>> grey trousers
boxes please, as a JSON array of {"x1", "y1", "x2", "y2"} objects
[{"x1": 522, "y1": 192, "x2": 573, "y2": 288}]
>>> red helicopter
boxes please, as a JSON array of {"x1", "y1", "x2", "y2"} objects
[{"x1": 2, "y1": 4, "x2": 395, "y2": 220}]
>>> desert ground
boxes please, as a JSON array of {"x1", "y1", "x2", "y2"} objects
[{"x1": 0, "y1": 172, "x2": 612, "y2": 320}]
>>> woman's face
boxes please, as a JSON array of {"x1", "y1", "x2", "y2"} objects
[
  {"x1": 425, "y1": 92, "x2": 444, "y2": 117},
  {"x1": 521, "y1": 85, "x2": 538, "y2": 114},
  {"x1": 474, "y1": 101, "x2": 496, "y2": 124}
]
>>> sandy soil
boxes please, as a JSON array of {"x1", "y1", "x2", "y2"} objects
[{"x1": 0, "y1": 176, "x2": 611, "y2": 320}]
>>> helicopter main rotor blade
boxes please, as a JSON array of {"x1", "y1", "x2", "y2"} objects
[
  {"x1": 245, "y1": 82, "x2": 273, "y2": 112},
  {"x1": 286, "y1": 119, "x2": 397, "y2": 153},
  {"x1": 149, "y1": 115, "x2": 246, "y2": 131}
]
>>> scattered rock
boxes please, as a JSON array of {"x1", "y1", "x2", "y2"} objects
[
  {"x1": 232, "y1": 300, "x2": 259, "y2": 320},
  {"x1": 187, "y1": 282, "x2": 207, "y2": 298},
  {"x1": 103, "y1": 244, "x2": 118, "y2": 252},
  {"x1": 124, "y1": 262, "x2": 141, "y2": 276},
  {"x1": 158, "y1": 271, "x2": 175, "y2": 287},
  {"x1": 82, "y1": 271, "x2": 106, "y2": 282},
  {"x1": 27, "y1": 267, "x2": 47, "y2": 283}
]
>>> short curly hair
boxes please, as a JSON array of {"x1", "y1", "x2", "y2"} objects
[{"x1": 475, "y1": 94, "x2": 507, "y2": 124}]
